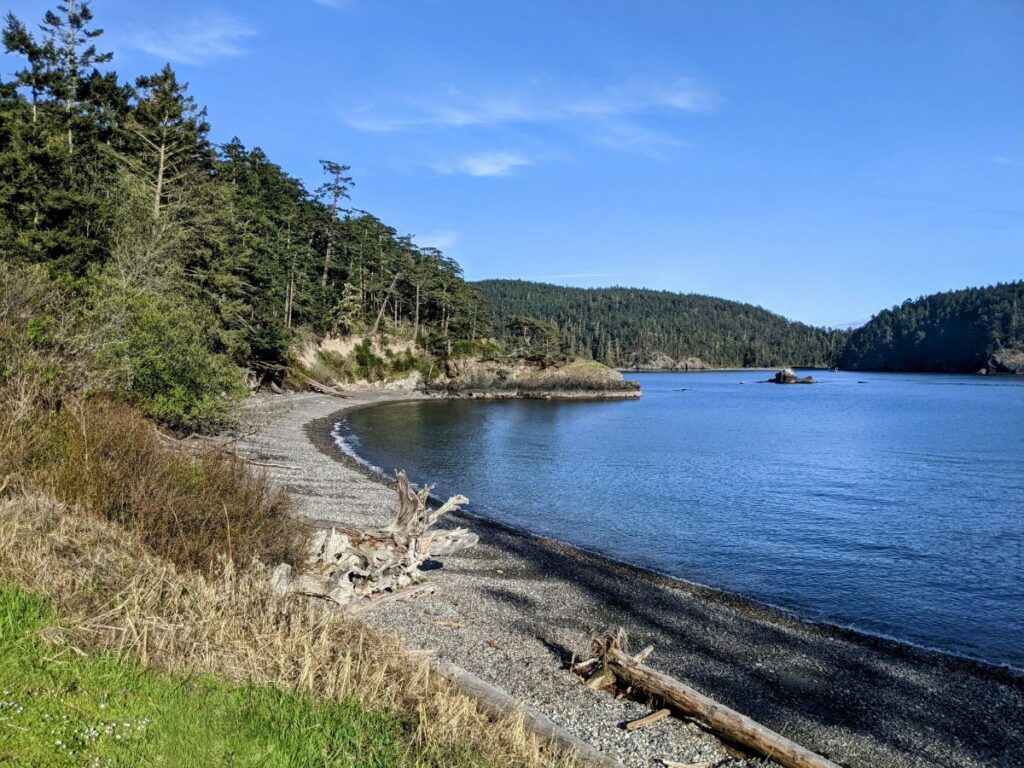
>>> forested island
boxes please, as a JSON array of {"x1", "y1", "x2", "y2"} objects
[
  {"x1": 478, "y1": 279, "x2": 1024, "y2": 374},
  {"x1": 839, "y1": 282, "x2": 1024, "y2": 374},
  {"x1": 477, "y1": 279, "x2": 847, "y2": 369}
]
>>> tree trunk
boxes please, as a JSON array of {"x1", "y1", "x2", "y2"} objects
[
  {"x1": 442, "y1": 306, "x2": 452, "y2": 357},
  {"x1": 321, "y1": 191, "x2": 341, "y2": 286},
  {"x1": 321, "y1": 235, "x2": 333, "y2": 286},
  {"x1": 370, "y1": 274, "x2": 399, "y2": 336},
  {"x1": 154, "y1": 139, "x2": 166, "y2": 217},
  {"x1": 413, "y1": 283, "x2": 420, "y2": 342}
]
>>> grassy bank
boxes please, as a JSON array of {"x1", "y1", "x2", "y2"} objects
[
  {"x1": 0, "y1": 494, "x2": 574, "y2": 767},
  {"x1": 0, "y1": 583, "x2": 451, "y2": 767}
]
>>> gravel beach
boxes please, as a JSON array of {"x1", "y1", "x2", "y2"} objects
[{"x1": 239, "y1": 391, "x2": 1024, "y2": 768}]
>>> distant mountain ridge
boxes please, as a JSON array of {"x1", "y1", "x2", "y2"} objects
[
  {"x1": 840, "y1": 281, "x2": 1024, "y2": 373},
  {"x1": 474, "y1": 279, "x2": 845, "y2": 369}
]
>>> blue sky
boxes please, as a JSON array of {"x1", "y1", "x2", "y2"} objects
[{"x1": 3, "y1": 0, "x2": 1023, "y2": 327}]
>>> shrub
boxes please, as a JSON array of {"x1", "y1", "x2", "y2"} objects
[
  {"x1": 39, "y1": 400, "x2": 305, "y2": 573},
  {"x1": 353, "y1": 338, "x2": 387, "y2": 380},
  {"x1": 389, "y1": 348, "x2": 419, "y2": 374},
  {"x1": 449, "y1": 338, "x2": 506, "y2": 361},
  {"x1": 111, "y1": 293, "x2": 247, "y2": 433},
  {"x1": 0, "y1": 264, "x2": 247, "y2": 435},
  {"x1": 0, "y1": 263, "x2": 100, "y2": 409}
]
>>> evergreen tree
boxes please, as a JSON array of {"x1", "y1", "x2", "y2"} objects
[
  {"x1": 37, "y1": 1, "x2": 112, "y2": 151},
  {"x1": 113, "y1": 64, "x2": 212, "y2": 218},
  {"x1": 316, "y1": 159, "x2": 353, "y2": 286},
  {"x1": 2, "y1": 12, "x2": 54, "y2": 124}
]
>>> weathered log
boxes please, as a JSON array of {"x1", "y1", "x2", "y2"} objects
[
  {"x1": 274, "y1": 471, "x2": 477, "y2": 606},
  {"x1": 304, "y1": 376, "x2": 352, "y2": 398},
  {"x1": 590, "y1": 632, "x2": 839, "y2": 768}
]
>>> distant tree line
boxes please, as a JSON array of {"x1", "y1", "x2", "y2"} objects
[
  {"x1": 840, "y1": 282, "x2": 1024, "y2": 372},
  {"x1": 475, "y1": 280, "x2": 848, "y2": 368}
]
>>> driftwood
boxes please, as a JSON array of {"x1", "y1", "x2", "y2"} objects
[
  {"x1": 580, "y1": 631, "x2": 839, "y2": 768},
  {"x1": 271, "y1": 471, "x2": 477, "y2": 605},
  {"x1": 304, "y1": 375, "x2": 352, "y2": 398},
  {"x1": 625, "y1": 708, "x2": 671, "y2": 731}
]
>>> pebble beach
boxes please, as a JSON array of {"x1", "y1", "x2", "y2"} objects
[{"x1": 239, "y1": 391, "x2": 1024, "y2": 768}]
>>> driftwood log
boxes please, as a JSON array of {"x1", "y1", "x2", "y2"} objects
[
  {"x1": 304, "y1": 376, "x2": 352, "y2": 398},
  {"x1": 580, "y1": 631, "x2": 840, "y2": 768},
  {"x1": 271, "y1": 471, "x2": 477, "y2": 607}
]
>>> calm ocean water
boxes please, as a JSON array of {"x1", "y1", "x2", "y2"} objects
[{"x1": 334, "y1": 371, "x2": 1024, "y2": 669}]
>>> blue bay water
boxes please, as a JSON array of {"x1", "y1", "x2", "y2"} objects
[{"x1": 334, "y1": 371, "x2": 1024, "y2": 669}]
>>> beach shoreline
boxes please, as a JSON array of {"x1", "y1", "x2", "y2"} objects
[
  {"x1": 317, "y1": 394, "x2": 1022, "y2": 683},
  {"x1": 240, "y1": 391, "x2": 1024, "y2": 768}
]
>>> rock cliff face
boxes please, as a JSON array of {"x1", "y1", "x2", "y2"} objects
[
  {"x1": 436, "y1": 358, "x2": 641, "y2": 399},
  {"x1": 624, "y1": 353, "x2": 710, "y2": 372},
  {"x1": 989, "y1": 349, "x2": 1024, "y2": 375},
  {"x1": 291, "y1": 335, "x2": 642, "y2": 398}
]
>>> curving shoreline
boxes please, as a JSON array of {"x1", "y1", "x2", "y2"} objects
[{"x1": 240, "y1": 391, "x2": 1024, "y2": 768}]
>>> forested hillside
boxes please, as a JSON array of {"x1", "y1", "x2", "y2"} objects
[
  {"x1": 0, "y1": 2, "x2": 486, "y2": 430},
  {"x1": 840, "y1": 282, "x2": 1024, "y2": 373},
  {"x1": 476, "y1": 280, "x2": 847, "y2": 369}
]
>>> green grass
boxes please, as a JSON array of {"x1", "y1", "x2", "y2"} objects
[{"x1": 0, "y1": 584, "x2": 475, "y2": 768}]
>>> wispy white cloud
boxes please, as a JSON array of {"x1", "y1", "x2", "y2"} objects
[
  {"x1": 311, "y1": 0, "x2": 351, "y2": 9},
  {"x1": 592, "y1": 123, "x2": 692, "y2": 159},
  {"x1": 415, "y1": 229, "x2": 461, "y2": 251},
  {"x1": 126, "y1": 11, "x2": 255, "y2": 66},
  {"x1": 342, "y1": 77, "x2": 718, "y2": 133},
  {"x1": 436, "y1": 151, "x2": 531, "y2": 177},
  {"x1": 988, "y1": 155, "x2": 1022, "y2": 167}
]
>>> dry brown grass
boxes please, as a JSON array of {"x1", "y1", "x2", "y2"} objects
[
  {"x1": 3, "y1": 399, "x2": 306, "y2": 573},
  {"x1": 0, "y1": 494, "x2": 578, "y2": 768}
]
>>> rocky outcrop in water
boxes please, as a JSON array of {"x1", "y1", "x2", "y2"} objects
[
  {"x1": 766, "y1": 368, "x2": 815, "y2": 384},
  {"x1": 436, "y1": 358, "x2": 641, "y2": 399}
]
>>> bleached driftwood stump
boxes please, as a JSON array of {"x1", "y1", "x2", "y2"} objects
[{"x1": 271, "y1": 471, "x2": 477, "y2": 608}]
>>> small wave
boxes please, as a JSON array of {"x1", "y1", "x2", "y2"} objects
[{"x1": 330, "y1": 421, "x2": 390, "y2": 479}]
